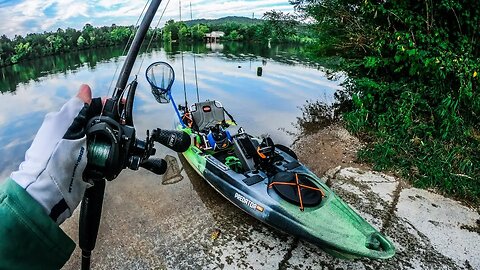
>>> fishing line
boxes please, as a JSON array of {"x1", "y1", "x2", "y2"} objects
[
  {"x1": 87, "y1": 141, "x2": 111, "y2": 167},
  {"x1": 190, "y1": 1, "x2": 200, "y2": 102},
  {"x1": 135, "y1": 0, "x2": 172, "y2": 76},
  {"x1": 94, "y1": 0, "x2": 150, "y2": 148},
  {"x1": 107, "y1": 0, "x2": 150, "y2": 99},
  {"x1": 116, "y1": 80, "x2": 135, "y2": 118},
  {"x1": 179, "y1": 0, "x2": 188, "y2": 108},
  {"x1": 110, "y1": 0, "x2": 172, "y2": 119}
]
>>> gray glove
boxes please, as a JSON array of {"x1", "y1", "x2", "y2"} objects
[{"x1": 11, "y1": 85, "x2": 93, "y2": 224}]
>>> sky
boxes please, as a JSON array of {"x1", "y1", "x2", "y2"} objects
[{"x1": 0, "y1": 0, "x2": 294, "y2": 37}]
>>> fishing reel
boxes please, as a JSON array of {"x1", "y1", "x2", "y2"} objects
[
  {"x1": 84, "y1": 90, "x2": 155, "y2": 181},
  {"x1": 79, "y1": 2, "x2": 191, "y2": 269},
  {"x1": 84, "y1": 72, "x2": 190, "y2": 181},
  {"x1": 80, "y1": 64, "x2": 191, "y2": 270}
]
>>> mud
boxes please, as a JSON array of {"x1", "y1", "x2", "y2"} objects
[{"x1": 292, "y1": 123, "x2": 368, "y2": 175}]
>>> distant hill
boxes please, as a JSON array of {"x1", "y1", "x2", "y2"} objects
[{"x1": 184, "y1": 16, "x2": 263, "y2": 27}]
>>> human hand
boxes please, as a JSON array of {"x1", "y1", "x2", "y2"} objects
[{"x1": 11, "y1": 84, "x2": 96, "y2": 224}]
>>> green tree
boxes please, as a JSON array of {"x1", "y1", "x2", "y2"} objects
[
  {"x1": 225, "y1": 30, "x2": 243, "y2": 41},
  {"x1": 47, "y1": 35, "x2": 65, "y2": 53},
  {"x1": 163, "y1": 30, "x2": 172, "y2": 43},
  {"x1": 191, "y1": 24, "x2": 209, "y2": 41},
  {"x1": 292, "y1": 0, "x2": 480, "y2": 203},
  {"x1": 178, "y1": 23, "x2": 189, "y2": 40},
  {"x1": 163, "y1": 20, "x2": 180, "y2": 41},
  {"x1": 254, "y1": 23, "x2": 271, "y2": 42},
  {"x1": 110, "y1": 27, "x2": 131, "y2": 44},
  {"x1": 81, "y1": 23, "x2": 94, "y2": 46},
  {"x1": 0, "y1": 24, "x2": 153, "y2": 67},
  {"x1": 263, "y1": 10, "x2": 298, "y2": 42},
  {"x1": 64, "y1": 28, "x2": 81, "y2": 49},
  {"x1": 77, "y1": 36, "x2": 88, "y2": 48},
  {"x1": 10, "y1": 42, "x2": 31, "y2": 63}
]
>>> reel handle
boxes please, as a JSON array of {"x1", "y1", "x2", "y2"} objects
[
  {"x1": 151, "y1": 128, "x2": 191, "y2": 152},
  {"x1": 140, "y1": 158, "x2": 167, "y2": 175}
]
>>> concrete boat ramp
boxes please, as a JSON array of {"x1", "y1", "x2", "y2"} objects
[{"x1": 61, "y1": 159, "x2": 479, "y2": 269}]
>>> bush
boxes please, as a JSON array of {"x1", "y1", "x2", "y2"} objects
[{"x1": 294, "y1": 0, "x2": 480, "y2": 203}]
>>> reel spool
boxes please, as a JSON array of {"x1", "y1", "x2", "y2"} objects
[
  {"x1": 84, "y1": 62, "x2": 186, "y2": 181},
  {"x1": 84, "y1": 115, "x2": 131, "y2": 181}
]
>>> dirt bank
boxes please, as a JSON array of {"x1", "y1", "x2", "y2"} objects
[{"x1": 292, "y1": 123, "x2": 367, "y2": 176}]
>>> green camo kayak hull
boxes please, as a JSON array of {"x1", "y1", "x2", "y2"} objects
[{"x1": 180, "y1": 126, "x2": 395, "y2": 259}]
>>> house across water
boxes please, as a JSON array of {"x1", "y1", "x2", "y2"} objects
[{"x1": 205, "y1": 31, "x2": 225, "y2": 43}]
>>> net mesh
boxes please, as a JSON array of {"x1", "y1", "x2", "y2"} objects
[
  {"x1": 162, "y1": 154, "x2": 184, "y2": 185},
  {"x1": 146, "y1": 62, "x2": 175, "y2": 104}
]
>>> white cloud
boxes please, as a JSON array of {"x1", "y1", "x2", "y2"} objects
[
  {"x1": 96, "y1": 0, "x2": 130, "y2": 8},
  {"x1": 56, "y1": 1, "x2": 89, "y2": 20},
  {"x1": 0, "y1": 0, "x2": 294, "y2": 37},
  {"x1": 91, "y1": 2, "x2": 146, "y2": 19}
]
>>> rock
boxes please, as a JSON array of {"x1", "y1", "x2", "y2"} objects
[{"x1": 324, "y1": 166, "x2": 341, "y2": 180}]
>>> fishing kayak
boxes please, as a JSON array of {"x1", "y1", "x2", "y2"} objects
[{"x1": 177, "y1": 100, "x2": 395, "y2": 260}]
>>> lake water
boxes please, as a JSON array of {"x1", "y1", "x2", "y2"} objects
[{"x1": 0, "y1": 42, "x2": 343, "y2": 180}]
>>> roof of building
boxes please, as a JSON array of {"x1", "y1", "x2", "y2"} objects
[{"x1": 205, "y1": 31, "x2": 225, "y2": 38}]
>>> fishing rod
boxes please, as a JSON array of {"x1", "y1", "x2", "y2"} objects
[
  {"x1": 179, "y1": 0, "x2": 188, "y2": 110},
  {"x1": 79, "y1": 1, "x2": 191, "y2": 269},
  {"x1": 190, "y1": 1, "x2": 200, "y2": 103}
]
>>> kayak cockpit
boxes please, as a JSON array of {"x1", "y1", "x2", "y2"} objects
[{"x1": 181, "y1": 100, "x2": 291, "y2": 174}]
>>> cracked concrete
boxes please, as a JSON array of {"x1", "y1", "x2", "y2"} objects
[
  {"x1": 396, "y1": 188, "x2": 480, "y2": 268},
  {"x1": 322, "y1": 167, "x2": 479, "y2": 270}
]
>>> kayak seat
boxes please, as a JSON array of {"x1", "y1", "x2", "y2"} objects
[
  {"x1": 233, "y1": 134, "x2": 259, "y2": 172},
  {"x1": 190, "y1": 100, "x2": 235, "y2": 151},
  {"x1": 191, "y1": 100, "x2": 226, "y2": 131}
]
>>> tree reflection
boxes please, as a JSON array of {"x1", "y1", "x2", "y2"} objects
[
  {"x1": 0, "y1": 46, "x2": 124, "y2": 93},
  {"x1": 1, "y1": 42, "x2": 340, "y2": 94}
]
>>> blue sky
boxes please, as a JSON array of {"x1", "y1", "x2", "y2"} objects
[{"x1": 0, "y1": 0, "x2": 294, "y2": 37}]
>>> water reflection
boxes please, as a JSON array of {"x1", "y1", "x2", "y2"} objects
[
  {"x1": 206, "y1": 42, "x2": 224, "y2": 52},
  {"x1": 0, "y1": 46, "x2": 125, "y2": 93},
  {"x1": 0, "y1": 42, "x2": 343, "y2": 180}
]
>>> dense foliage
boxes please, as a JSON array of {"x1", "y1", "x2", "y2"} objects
[
  {"x1": 1, "y1": 15, "x2": 311, "y2": 67},
  {"x1": 185, "y1": 16, "x2": 263, "y2": 26},
  {"x1": 293, "y1": 0, "x2": 480, "y2": 203},
  {"x1": 0, "y1": 46, "x2": 125, "y2": 93},
  {"x1": 0, "y1": 24, "x2": 162, "y2": 67},
  {"x1": 162, "y1": 12, "x2": 313, "y2": 43}
]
